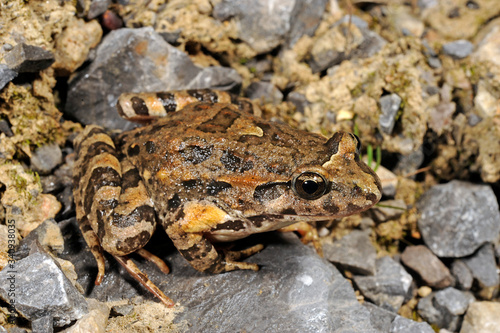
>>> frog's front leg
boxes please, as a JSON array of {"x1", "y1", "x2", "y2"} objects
[
  {"x1": 163, "y1": 201, "x2": 262, "y2": 273},
  {"x1": 73, "y1": 125, "x2": 174, "y2": 306}
]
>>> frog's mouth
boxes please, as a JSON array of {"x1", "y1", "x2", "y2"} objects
[{"x1": 206, "y1": 214, "x2": 328, "y2": 242}]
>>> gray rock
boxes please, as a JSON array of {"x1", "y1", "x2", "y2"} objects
[
  {"x1": 308, "y1": 15, "x2": 386, "y2": 73},
  {"x1": 60, "y1": 216, "x2": 379, "y2": 332},
  {"x1": 418, "y1": 287, "x2": 474, "y2": 331},
  {"x1": 401, "y1": 245, "x2": 454, "y2": 289},
  {"x1": 0, "y1": 64, "x2": 18, "y2": 90},
  {"x1": 15, "y1": 219, "x2": 65, "y2": 260},
  {"x1": 354, "y1": 256, "x2": 413, "y2": 312},
  {"x1": 31, "y1": 316, "x2": 53, "y2": 333},
  {"x1": 61, "y1": 298, "x2": 109, "y2": 333},
  {"x1": 427, "y1": 56, "x2": 442, "y2": 69},
  {"x1": 363, "y1": 302, "x2": 397, "y2": 332},
  {"x1": 442, "y1": 40, "x2": 474, "y2": 59},
  {"x1": 460, "y1": 301, "x2": 500, "y2": 333},
  {"x1": 451, "y1": 260, "x2": 474, "y2": 290},
  {"x1": 0, "y1": 251, "x2": 88, "y2": 327},
  {"x1": 394, "y1": 146, "x2": 424, "y2": 176},
  {"x1": 390, "y1": 316, "x2": 435, "y2": 333},
  {"x1": 0, "y1": 119, "x2": 14, "y2": 137},
  {"x1": 245, "y1": 81, "x2": 283, "y2": 104},
  {"x1": 65, "y1": 27, "x2": 242, "y2": 130},
  {"x1": 417, "y1": 181, "x2": 500, "y2": 257},
  {"x1": 30, "y1": 143, "x2": 63, "y2": 175},
  {"x1": 87, "y1": 0, "x2": 111, "y2": 19},
  {"x1": 286, "y1": 91, "x2": 309, "y2": 114},
  {"x1": 4, "y1": 43, "x2": 55, "y2": 73},
  {"x1": 323, "y1": 229, "x2": 376, "y2": 275},
  {"x1": 213, "y1": 0, "x2": 327, "y2": 54},
  {"x1": 110, "y1": 304, "x2": 133, "y2": 317},
  {"x1": 379, "y1": 94, "x2": 402, "y2": 135},
  {"x1": 462, "y1": 243, "x2": 499, "y2": 299}
]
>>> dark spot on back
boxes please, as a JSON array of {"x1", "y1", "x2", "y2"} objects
[
  {"x1": 179, "y1": 241, "x2": 213, "y2": 261},
  {"x1": 197, "y1": 106, "x2": 239, "y2": 133},
  {"x1": 145, "y1": 141, "x2": 156, "y2": 154},
  {"x1": 131, "y1": 97, "x2": 149, "y2": 116},
  {"x1": 206, "y1": 181, "x2": 232, "y2": 196},
  {"x1": 84, "y1": 166, "x2": 121, "y2": 214},
  {"x1": 212, "y1": 220, "x2": 245, "y2": 231},
  {"x1": 156, "y1": 92, "x2": 177, "y2": 112},
  {"x1": 127, "y1": 144, "x2": 140, "y2": 157},
  {"x1": 323, "y1": 202, "x2": 340, "y2": 214},
  {"x1": 265, "y1": 163, "x2": 289, "y2": 175},
  {"x1": 182, "y1": 179, "x2": 200, "y2": 189},
  {"x1": 168, "y1": 194, "x2": 181, "y2": 211},
  {"x1": 111, "y1": 205, "x2": 156, "y2": 228},
  {"x1": 253, "y1": 182, "x2": 289, "y2": 203},
  {"x1": 180, "y1": 145, "x2": 213, "y2": 164},
  {"x1": 220, "y1": 150, "x2": 254, "y2": 172}
]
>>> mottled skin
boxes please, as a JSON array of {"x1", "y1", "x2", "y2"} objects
[{"x1": 72, "y1": 90, "x2": 382, "y2": 306}]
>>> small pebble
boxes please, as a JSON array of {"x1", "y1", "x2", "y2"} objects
[{"x1": 442, "y1": 40, "x2": 474, "y2": 59}]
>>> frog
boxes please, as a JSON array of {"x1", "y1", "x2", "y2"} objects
[{"x1": 72, "y1": 89, "x2": 382, "y2": 307}]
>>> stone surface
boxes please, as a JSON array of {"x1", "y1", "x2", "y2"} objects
[
  {"x1": 401, "y1": 245, "x2": 454, "y2": 289},
  {"x1": 0, "y1": 64, "x2": 18, "y2": 90},
  {"x1": 379, "y1": 93, "x2": 402, "y2": 135},
  {"x1": 308, "y1": 15, "x2": 386, "y2": 73},
  {"x1": 460, "y1": 301, "x2": 500, "y2": 333},
  {"x1": 87, "y1": 0, "x2": 111, "y2": 19},
  {"x1": 61, "y1": 298, "x2": 109, "y2": 333},
  {"x1": 66, "y1": 27, "x2": 242, "y2": 130},
  {"x1": 245, "y1": 81, "x2": 283, "y2": 104},
  {"x1": 31, "y1": 316, "x2": 53, "y2": 333},
  {"x1": 213, "y1": 0, "x2": 327, "y2": 54},
  {"x1": 451, "y1": 260, "x2": 474, "y2": 291},
  {"x1": 417, "y1": 180, "x2": 500, "y2": 257},
  {"x1": 4, "y1": 43, "x2": 55, "y2": 73},
  {"x1": 442, "y1": 40, "x2": 474, "y2": 59},
  {"x1": 418, "y1": 287, "x2": 474, "y2": 331},
  {"x1": 110, "y1": 304, "x2": 134, "y2": 317},
  {"x1": 0, "y1": 250, "x2": 88, "y2": 327},
  {"x1": 323, "y1": 229, "x2": 376, "y2": 275},
  {"x1": 374, "y1": 165, "x2": 398, "y2": 197},
  {"x1": 363, "y1": 302, "x2": 397, "y2": 332},
  {"x1": 30, "y1": 143, "x2": 63, "y2": 175},
  {"x1": 390, "y1": 316, "x2": 435, "y2": 333},
  {"x1": 461, "y1": 243, "x2": 499, "y2": 299},
  {"x1": 353, "y1": 256, "x2": 413, "y2": 312},
  {"x1": 16, "y1": 219, "x2": 65, "y2": 259},
  {"x1": 59, "y1": 216, "x2": 379, "y2": 332}
]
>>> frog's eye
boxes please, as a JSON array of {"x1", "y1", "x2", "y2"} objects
[{"x1": 292, "y1": 172, "x2": 329, "y2": 200}]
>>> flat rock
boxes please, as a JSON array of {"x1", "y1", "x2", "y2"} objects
[
  {"x1": 0, "y1": 64, "x2": 18, "y2": 90},
  {"x1": 451, "y1": 260, "x2": 474, "y2": 290},
  {"x1": 460, "y1": 301, "x2": 500, "y2": 333},
  {"x1": 4, "y1": 43, "x2": 55, "y2": 73},
  {"x1": 323, "y1": 229, "x2": 376, "y2": 275},
  {"x1": 59, "y1": 218, "x2": 379, "y2": 332},
  {"x1": 401, "y1": 245, "x2": 454, "y2": 289},
  {"x1": 65, "y1": 27, "x2": 242, "y2": 130},
  {"x1": 417, "y1": 180, "x2": 500, "y2": 257},
  {"x1": 0, "y1": 250, "x2": 88, "y2": 327},
  {"x1": 30, "y1": 143, "x2": 63, "y2": 175},
  {"x1": 461, "y1": 243, "x2": 499, "y2": 299},
  {"x1": 353, "y1": 256, "x2": 413, "y2": 312},
  {"x1": 390, "y1": 316, "x2": 435, "y2": 333},
  {"x1": 61, "y1": 298, "x2": 109, "y2": 333},
  {"x1": 245, "y1": 81, "x2": 283, "y2": 104},
  {"x1": 213, "y1": 0, "x2": 327, "y2": 54},
  {"x1": 379, "y1": 94, "x2": 402, "y2": 135},
  {"x1": 418, "y1": 287, "x2": 474, "y2": 331},
  {"x1": 442, "y1": 40, "x2": 474, "y2": 59},
  {"x1": 363, "y1": 302, "x2": 397, "y2": 332}
]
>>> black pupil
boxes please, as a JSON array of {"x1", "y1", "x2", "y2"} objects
[{"x1": 302, "y1": 180, "x2": 319, "y2": 194}]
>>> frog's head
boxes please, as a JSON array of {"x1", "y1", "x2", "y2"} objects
[{"x1": 277, "y1": 131, "x2": 382, "y2": 218}]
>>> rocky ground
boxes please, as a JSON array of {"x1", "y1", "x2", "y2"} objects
[{"x1": 0, "y1": 0, "x2": 499, "y2": 332}]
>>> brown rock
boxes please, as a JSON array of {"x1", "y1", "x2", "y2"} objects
[{"x1": 401, "y1": 245, "x2": 454, "y2": 289}]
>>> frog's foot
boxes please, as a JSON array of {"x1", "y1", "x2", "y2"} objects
[
  {"x1": 113, "y1": 254, "x2": 175, "y2": 307},
  {"x1": 221, "y1": 244, "x2": 264, "y2": 271},
  {"x1": 136, "y1": 248, "x2": 170, "y2": 274},
  {"x1": 279, "y1": 222, "x2": 323, "y2": 257}
]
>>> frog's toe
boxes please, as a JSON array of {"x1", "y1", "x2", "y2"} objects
[
  {"x1": 136, "y1": 248, "x2": 170, "y2": 274},
  {"x1": 223, "y1": 260, "x2": 260, "y2": 272},
  {"x1": 224, "y1": 244, "x2": 264, "y2": 261}
]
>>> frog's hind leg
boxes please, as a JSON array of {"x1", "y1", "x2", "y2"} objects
[
  {"x1": 116, "y1": 89, "x2": 257, "y2": 123},
  {"x1": 73, "y1": 125, "x2": 173, "y2": 306}
]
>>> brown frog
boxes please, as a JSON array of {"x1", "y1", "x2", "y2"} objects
[{"x1": 72, "y1": 90, "x2": 381, "y2": 306}]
